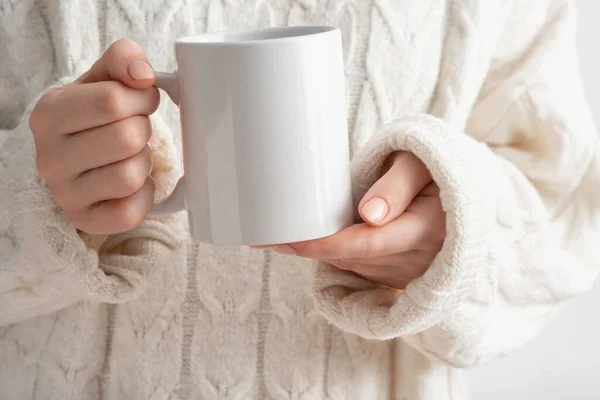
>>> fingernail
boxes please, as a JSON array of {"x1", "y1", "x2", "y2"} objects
[
  {"x1": 362, "y1": 197, "x2": 388, "y2": 223},
  {"x1": 272, "y1": 245, "x2": 297, "y2": 255},
  {"x1": 128, "y1": 60, "x2": 155, "y2": 80}
]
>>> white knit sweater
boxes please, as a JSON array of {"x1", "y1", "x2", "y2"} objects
[{"x1": 1, "y1": 0, "x2": 599, "y2": 399}]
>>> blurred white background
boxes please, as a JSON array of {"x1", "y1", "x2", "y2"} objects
[{"x1": 469, "y1": 1, "x2": 600, "y2": 399}]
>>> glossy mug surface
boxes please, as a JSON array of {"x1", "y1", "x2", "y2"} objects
[{"x1": 151, "y1": 26, "x2": 353, "y2": 245}]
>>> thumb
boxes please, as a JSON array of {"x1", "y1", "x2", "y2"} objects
[
  {"x1": 76, "y1": 38, "x2": 156, "y2": 89},
  {"x1": 358, "y1": 151, "x2": 432, "y2": 226}
]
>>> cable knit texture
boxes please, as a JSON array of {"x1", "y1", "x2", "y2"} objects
[{"x1": 1, "y1": 0, "x2": 598, "y2": 399}]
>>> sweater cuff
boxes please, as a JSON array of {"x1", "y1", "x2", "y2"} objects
[
  {"x1": 3, "y1": 188, "x2": 183, "y2": 323},
  {"x1": 1, "y1": 91, "x2": 183, "y2": 310},
  {"x1": 312, "y1": 114, "x2": 494, "y2": 339}
]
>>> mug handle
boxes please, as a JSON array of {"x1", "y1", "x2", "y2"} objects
[{"x1": 148, "y1": 71, "x2": 186, "y2": 216}]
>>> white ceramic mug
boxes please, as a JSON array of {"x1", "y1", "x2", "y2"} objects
[{"x1": 151, "y1": 26, "x2": 353, "y2": 246}]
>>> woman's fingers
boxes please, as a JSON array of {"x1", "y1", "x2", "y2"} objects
[
  {"x1": 70, "y1": 145, "x2": 154, "y2": 206},
  {"x1": 69, "y1": 176, "x2": 156, "y2": 235},
  {"x1": 60, "y1": 115, "x2": 152, "y2": 175},
  {"x1": 276, "y1": 182, "x2": 445, "y2": 260},
  {"x1": 277, "y1": 211, "x2": 430, "y2": 259},
  {"x1": 338, "y1": 250, "x2": 425, "y2": 267},
  {"x1": 76, "y1": 38, "x2": 157, "y2": 89},
  {"x1": 358, "y1": 151, "x2": 432, "y2": 226},
  {"x1": 32, "y1": 80, "x2": 159, "y2": 136}
]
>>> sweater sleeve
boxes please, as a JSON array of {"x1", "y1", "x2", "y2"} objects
[
  {"x1": 312, "y1": 0, "x2": 600, "y2": 366},
  {"x1": 0, "y1": 78, "x2": 185, "y2": 327}
]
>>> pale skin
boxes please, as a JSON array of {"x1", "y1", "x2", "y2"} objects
[{"x1": 30, "y1": 39, "x2": 446, "y2": 289}]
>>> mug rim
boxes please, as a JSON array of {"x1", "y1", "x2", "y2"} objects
[{"x1": 175, "y1": 26, "x2": 339, "y2": 46}]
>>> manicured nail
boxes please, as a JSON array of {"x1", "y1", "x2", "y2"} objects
[
  {"x1": 128, "y1": 60, "x2": 155, "y2": 80},
  {"x1": 362, "y1": 197, "x2": 388, "y2": 223},
  {"x1": 272, "y1": 245, "x2": 297, "y2": 255}
]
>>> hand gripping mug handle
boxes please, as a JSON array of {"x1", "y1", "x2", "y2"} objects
[{"x1": 148, "y1": 71, "x2": 186, "y2": 216}]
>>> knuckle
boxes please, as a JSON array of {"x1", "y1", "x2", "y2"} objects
[
  {"x1": 120, "y1": 198, "x2": 147, "y2": 230},
  {"x1": 114, "y1": 38, "x2": 137, "y2": 50},
  {"x1": 106, "y1": 38, "x2": 137, "y2": 60},
  {"x1": 100, "y1": 84, "x2": 126, "y2": 118},
  {"x1": 104, "y1": 39, "x2": 144, "y2": 74},
  {"x1": 118, "y1": 117, "x2": 150, "y2": 155},
  {"x1": 116, "y1": 159, "x2": 147, "y2": 194}
]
